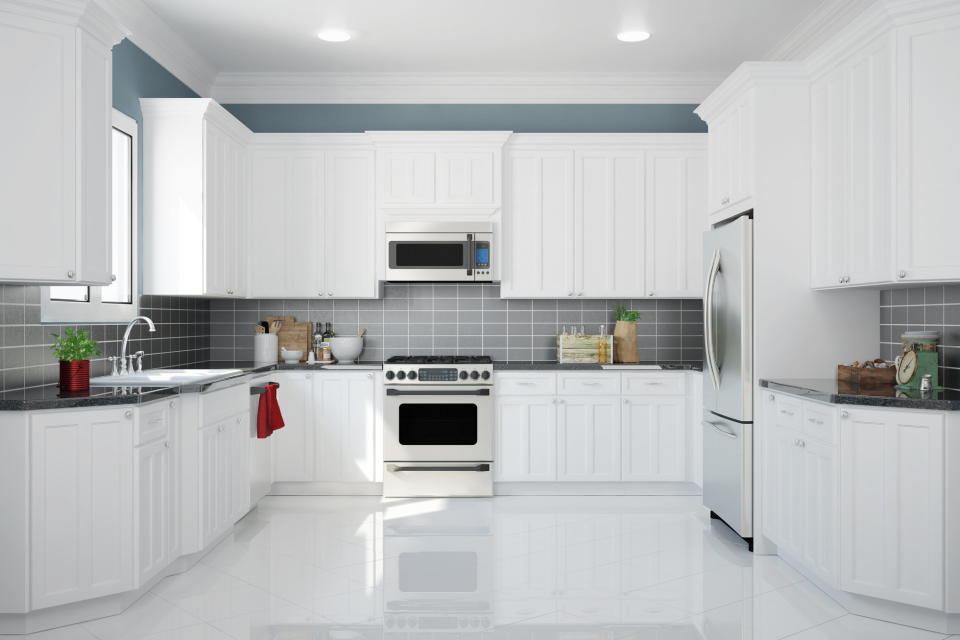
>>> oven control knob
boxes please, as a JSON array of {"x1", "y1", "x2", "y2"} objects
[
  {"x1": 459, "y1": 370, "x2": 468, "y2": 380},
  {"x1": 481, "y1": 370, "x2": 491, "y2": 380},
  {"x1": 408, "y1": 370, "x2": 417, "y2": 380},
  {"x1": 396, "y1": 370, "x2": 406, "y2": 380},
  {"x1": 470, "y1": 370, "x2": 480, "y2": 380},
  {"x1": 385, "y1": 370, "x2": 395, "y2": 380}
]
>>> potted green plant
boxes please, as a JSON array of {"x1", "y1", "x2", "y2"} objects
[
  {"x1": 50, "y1": 328, "x2": 100, "y2": 391},
  {"x1": 613, "y1": 306, "x2": 641, "y2": 363}
]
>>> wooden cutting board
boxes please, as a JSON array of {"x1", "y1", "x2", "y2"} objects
[{"x1": 265, "y1": 316, "x2": 312, "y2": 362}]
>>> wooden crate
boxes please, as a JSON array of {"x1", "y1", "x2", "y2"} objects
[
  {"x1": 837, "y1": 364, "x2": 896, "y2": 388},
  {"x1": 557, "y1": 335, "x2": 613, "y2": 364}
]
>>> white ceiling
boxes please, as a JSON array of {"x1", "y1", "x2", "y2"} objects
[{"x1": 140, "y1": 0, "x2": 825, "y2": 74}]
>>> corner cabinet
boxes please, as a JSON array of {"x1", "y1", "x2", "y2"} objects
[
  {"x1": 141, "y1": 99, "x2": 252, "y2": 297},
  {"x1": 0, "y1": 1, "x2": 122, "y2": 285},
  {"x1": 247, "y1": 137, "x2": 377, "y2": 298},
  {"x1": 502, "y1": 136, "x2": 707, "y2": 299}
]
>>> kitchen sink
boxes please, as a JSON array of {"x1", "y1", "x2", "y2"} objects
[
  {"x1": 89, "y1": 368, "x2": 244, "y2": 387},
  {"x1": 599, "y1": 364, "x2": 663, "y2": 370}
]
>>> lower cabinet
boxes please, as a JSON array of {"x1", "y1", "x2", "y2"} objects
[
  {"x1": 198, "y1": 413, "x2": 249, "y2": 549},
  {"x1": 557, "y1": 396, "x2": 621, "y2": 481},
  {"x1": 272, "y1": 371, "x2": 378, "y2": 484},
  {"x1": 134, "y1": 403, "x2": 177, "y2": 586},
  {"x1": 29, "y1": 408, "x2": 135, "y2": 609},
  {"x1": 621, "y1": 397, "x2": 686, "y2": 481},
  {"x1": 495, "y1": 396, "x2": 558, "y2": 481}
]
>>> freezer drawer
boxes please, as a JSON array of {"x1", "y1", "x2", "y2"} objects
[{"x1": 702, "y1": 410, "x2": 752, "y2": 539}]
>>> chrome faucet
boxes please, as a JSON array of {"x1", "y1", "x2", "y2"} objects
[{"x1": 119, "y1": 316, "x2": 156, "y2": 375}]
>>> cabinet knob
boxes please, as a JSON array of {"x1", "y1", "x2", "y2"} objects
[
  {"x1": 648, "y1": 292, "x2": 655, "y2": 297},
  {"x1": 123, "y1": 410, "x2": 132, "y2": 419},
  {"x1": 169, "y1": 401, "x2": 176, "y2": 408},
  {"x1": 236, "y1": 416, "x2": 242, "y2": 424},
  {"x1": 111, "y1": 274, "x2": 117, "y2": 282},
  {"x1": 164, "y1": 440, "x2": 170, "y2": 448},
  {"x1": 367, "y1": 373, "x2": 373, "y2": 379},
  {"x1": 839, "y1": 277, "x2": 845, "y2": 284},
  {"x1": 568, "y1": 292, "x2": 574, "y2": 296},
  {"x1": 721, "y1": 196, "x2": 730, "y2": 205},
  {"x1": 557, "y1": 399, "x2": 565, "y2": 404},
  {"x1": 623, "y1": 399, "x2": 629, "y2": 405},
  {"x1": 67, "y1": 270, "x2": 75, "y2": 279},
  {"x1": 768, "y1": 394, "x2": 774, "y2": 401},
  {"x1": 576, "y1": 292, "x2": 583, "y2": 297},
  {"x1": 319, "y1": 292, "x2": 324, "y2": 297},
  {"x1": 840, "y1": 410, "x2": 849, "y2": 419},
  {"x1": 218, "y1": 425, "x2": 224, "y2": 432},
  {"x1": 897, "y1": 270, "x2": 906, "y2": 279},
  {"x1": 796, "y1": 439, "x2": 806, "y2": 448},
  {"x1": 327, "y1": 292, "x2": 334, "y2": 297},
  {"x1": 227, "y1": 289, "x2": 234, "y2": 295}
]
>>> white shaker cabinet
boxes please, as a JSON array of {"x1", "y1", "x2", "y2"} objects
[
  {"x1": 313, "y1": 372, "x2": 378, "y2": 483},
  {"x1": 620, "y1": 397, "x2": 685, "y2": 481},
  {"x1": 0, "y1": 1, "x2": 122, "y2": 285},
  {"x1": 501, "y1": 149, "x2": 575, "y2": 298},
  {"x1": 134, "y1": 405, "x2": 176, "y2": 586},
  {"x1": 557, "y1": 396, "x2": 621, "y2": 481},
  {"x1": 247, "y1": 140, "x2": 377, "y2": 298},
  {"x1": 705, "y1": 94, "x2": 754, "y2": 217},
  {"x1": 198, "y1": 421, "x2": 232, "y2": 549},
  {"x1": 495, "y1": 395, "x2": 558, "y2": 481},
  {"x1": 29, "y1": 408, "x2": 134, "y2": 609},
  {"x1": 141, "y1": 98, "x2": 252, "y2": 297},
  {"x1": 839, "y1": 406, "x2": 944, "y2": 609},
  {"x1": 272, "y1": 372, "x2": 316, "y2": 482}
]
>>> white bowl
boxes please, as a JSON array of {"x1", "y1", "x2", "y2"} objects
[
  {"x1": 330, "y1": 336, "x2": 364, "y2": 364},
  {"x1": 281, "y1": 349, "x2": 303, "y2": 364}
]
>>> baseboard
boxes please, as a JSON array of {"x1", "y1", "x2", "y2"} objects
[
  {"x1": 494, "y1": 481, "x2": 703, "y2": 496},
  {"x1": 270, "y1": 481, "x2": 384, "y2": 496}
]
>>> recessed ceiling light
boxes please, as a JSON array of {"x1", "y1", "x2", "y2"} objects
[
  {"x1": 617, "y1": 30, "x2": 651, "y2": 43},
  {"x1": 317, "y1": 29, "x2": 351, "y2": 42}
]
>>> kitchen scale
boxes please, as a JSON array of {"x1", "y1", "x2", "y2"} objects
[{"x1": 896, "y1": 331, "x2": 942, "y2": 390}]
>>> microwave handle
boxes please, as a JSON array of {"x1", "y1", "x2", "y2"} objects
[{"x1": 466, "y1": 233, "x2": 474, "y2": 276}]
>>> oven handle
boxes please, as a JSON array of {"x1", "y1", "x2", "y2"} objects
[
  {"x1": 386, "y1": 388, "x2": 490, "y2": 396},
  {"x1": 387, "y1": 463, "x2": 491, "y2": 472}
]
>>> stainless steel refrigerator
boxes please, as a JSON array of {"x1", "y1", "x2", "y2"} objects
[{"x1": 702, "y1": 213, "x2": 754, "y2": 549}]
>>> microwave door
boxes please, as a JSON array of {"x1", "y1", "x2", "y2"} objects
[{"x1": 387, "y1": 233, "x2": 473, "y2": 282}]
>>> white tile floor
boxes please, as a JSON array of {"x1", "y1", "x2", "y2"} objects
[{"x1": 5, "y1": 495, "x2": 956, "y2": 640}]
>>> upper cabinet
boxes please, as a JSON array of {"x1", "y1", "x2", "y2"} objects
[
  {"x1": 141, "y1": 99, "x2": 253, "y2": 297},
  {"x1": 704, "y1": 95, "x2": 754, "y2": 218},
  {"x1": 808, "y1": 8, "x2": 960, "y2": 288},
  {"x1": 368, "y1": 132, "x2": 511, "y2": 211},
  {"x1": 502, "y1": 136, "x2": 706, "y2": 299},
  {"x1": 247, "y1": 136, "x2": 377, "y2": 299},
  {"x1": 0, "y1": 1, "x2": 122, "y2": 285}
]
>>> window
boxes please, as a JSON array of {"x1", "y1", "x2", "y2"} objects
[{"x1": 42, "y1": 110, "x2": 139, "y2": 322}]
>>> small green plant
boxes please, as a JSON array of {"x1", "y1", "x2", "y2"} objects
[
  {"x1": 615, "y1": 305, "x2": 641, "y2": 322},
  {"x1": 50, "y1": 328, "x2": 100, "y2": 362}
]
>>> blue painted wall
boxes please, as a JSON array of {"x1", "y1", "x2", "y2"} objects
[{"x1": 223, "y1": 103, "x2": 706, "y2": 133}]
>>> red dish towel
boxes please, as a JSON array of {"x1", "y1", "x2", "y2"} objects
[{"x1": 257, "y1": 383, "x2": 285, "y2": 438}]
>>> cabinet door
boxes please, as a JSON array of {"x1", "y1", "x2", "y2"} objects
[
  {"x1": 223, "y1": 133, "x2": 247, "y2": 297},
  {"x1": 495, "y1": 395, "x2": 558, "y2": 481},
  {"x1": 437, "y1": 151, "x2": 496, "y2": 205},
  {"x1": 378, "y1": 151, "x2": 435, "y2": 205},
  {"x1": 645, "y1": 151, "x2": 707, "y2": 297},
  {"x1": 272, "y1": 373, "x2": 316, "y2": 481},
  {"x1": 30, "y1": 409, "x2": 133, "y2": 608},
  {"x1": 575, "y1": 150, "x2": 646, "y2": 297},
  {"x1": 247, "y1": 150, "x2": 324, "y2": 298},
  {"x1": 840, "y1": 407, "x2": 944, "y2": 608},
  {"x1": 199, "y1": 422, "x2": 232, "y2": 547},
  {"x1": 324, "y1": 150, "x2": 377, "y2": 298},
  {"x1": 502, "y1": 150, "x2": 575, "y2": 298},
  {"x1": 621, "y1": 397, "x2": 685, "y2": 481},
  {"x1": 135, "y1": 436, "x2": 173, "y2": 585},
  {"x1": 801, "y1": 437, "x2": 837, "y2": 587},
  {"x1": 204, "y1": 120, "x2": 229, "y2": 296},
  {"x1": 314, "y1": 373, "x2": 377, "y2": 482},
  {"x1": 230, "y1": 413, "x2": 250, "y2": 521},
  {"x1": 557, "y1": 397, "x2": 620, "y2": 481},
  {"x1": 895, "y1": 15, "x2": 960, "y2": 282}
]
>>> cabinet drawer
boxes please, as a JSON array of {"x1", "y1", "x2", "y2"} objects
[
  {"x1": 801, "y1": 401, "x2": 835, "y2": 444},
  {"x1": 496, "y1": 373, "x2": 557, "y2": 395},
  {"x1": 621, "y1": 372, "x2": 686, "y2": 396},
  {"x1": 135, "y1": 400, "x2": 173, "y2": 446},
  {"x1": 772, "y1": 394, "x2": 802, "y2": 429},
  {"x1": 557, "y1": 373, "x2": 620, "y2": 395},
  {"x1": 200, "y1": 383, "x2": 248, "y2": 427}
]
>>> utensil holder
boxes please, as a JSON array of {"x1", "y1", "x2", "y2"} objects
[{"x1": 254, "y1": 333, "x2": 279, "y2": 365}]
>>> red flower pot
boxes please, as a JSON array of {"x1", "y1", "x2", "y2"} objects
[{"x1": 59, "y1": 360, "x2": 90, "y2": 392}]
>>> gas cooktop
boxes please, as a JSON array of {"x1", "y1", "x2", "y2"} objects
[{"x1": 385, "y1": 355, "x2": 493, "y2": 365}]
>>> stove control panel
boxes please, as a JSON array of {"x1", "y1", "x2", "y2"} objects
[
  {"x1": 417, "y1": 368, "x2": 458, "y2": 382},
  {"x1": 384, "y1": 363, "x2": 494, "y2": 385}
]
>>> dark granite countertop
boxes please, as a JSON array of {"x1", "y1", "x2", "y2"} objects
[
  {"x1": 494, "y1": 361, "x2": 702, "y2": 371},
  {"x1": 0, "y1": 385, "x2": 179, "y2": 411},
  {"x1": 760, "y1": 378, "x2": 960, "y2": 411}
]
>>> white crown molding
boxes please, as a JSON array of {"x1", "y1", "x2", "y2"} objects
[
  {"x1": 140, "y1": 98, "x2": 252, "y2": 140},
  {"x1": 764, "y1": 0, "x2": 878, "y2": 61},
  {"x1": 506, "y1": 133, "x2": 706, "y2": 150},
  {"x1": 365, "y1": 131, "x2": 513, "y2": 147},
  {"x1": 93, "y1": 0, "x2": 216, "y2": 97},
  {"x1": 694, "y1": 62, "x2": 808, "y2": 122},
  {"x1": 210, "y1": 72, "x2": 726, "y2": 104},
  {"x1": 249, "y1": 133, "x2": 374, "y2": 150}
]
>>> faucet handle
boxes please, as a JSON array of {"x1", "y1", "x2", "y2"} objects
[
  {"x1": 134, "y1": 351, "x2": 145, "y2": 372},
  {"x1": 107, "y1": 356, "x2": 119, "y2": 377}
]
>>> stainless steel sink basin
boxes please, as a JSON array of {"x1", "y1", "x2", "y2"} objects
[
  {"x1": 90, "y1": 369, "x2": 244, "y2": 387},
  {"x1": 599, "y1": 364, "x2": 663, "y2": 370}
]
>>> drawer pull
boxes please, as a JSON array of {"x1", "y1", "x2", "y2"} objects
[
  {"x1": 644, "y1": 381, "x2": 663, "y2": 386},
  {"x1": 581, "y1": 382, "x2": 602, "y2": 386},
  {"x1": 517, "y1": 382, "x2": 536, "y2": 385},
  {"x1": 807, "y1": 417, "x2": 824, "y2": 425},
  {"x1": 780, "y1": 409, "x2": 795, "y2": 416}
]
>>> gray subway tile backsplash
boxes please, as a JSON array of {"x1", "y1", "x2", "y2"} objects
[{"x1": 880, "y1": 284, "x2": 960, "y2": 390}]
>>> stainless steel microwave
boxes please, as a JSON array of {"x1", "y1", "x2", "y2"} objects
[{"x1": 385, "y1": 222, "x2": 493, "y2": 282}]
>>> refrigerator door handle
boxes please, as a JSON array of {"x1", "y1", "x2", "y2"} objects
[
  {"x1": 704, "y1": 420, "x2": 737, "y2": 439},
  {"x1": 704, "y1": 249, "x2": 722, "y2": 390}
]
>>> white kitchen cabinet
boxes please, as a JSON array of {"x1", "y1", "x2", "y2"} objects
[
  {"x1": 557, "y1": 396, "x2": 621, "y2": 481},
  {"x1": 575, "y1": 149, "x2": 647, "y2": 298},
  {"x1": 272, "y1": 372, "x2": 316, "y2": 482},
  {"x1": 645, "y1": 151, "x2": 708, "y2": 298},
  {"x1": 29, "y1": 408, "x2": 134, "y2": 609},
  {"x1": 705, "y1": 94, "x2": 754, "y2": 216},
  {"x1": 247, "y1": 140, "x2": 377, "y2": 298},
  {"x1": 894, "y1": 14, "x2": 960, "y2": 283},
  {"x1": 314, "y1": 372, "x2": 378, "y2": 483},
  {"x1": 839, "y1": 406, "x2": 944, "y2": 609},
  {"x1": 0, "y1": 2, "x2": 121, "y2": 285},
  {"x1": 134, "y1": 403, "x2": 176, "y2": 586},
  {"x1": 229, "y1": 413, "x2": 251, "y2": 522},
  {"x1": 621, "y1": 397, "x2": 685, "y2": 481},
  {"x1": 198, "y1": 420, "x2": 233, "y2": 549},
  {"x1": 141, "y1": 98, "x2": 252, "y2": 297},
  {"x1": 501, "y1": 149, "x2": 575, "y2": 298},
  {"x1": 495, "y1": 396, "x2": 558, "y2": 481}
]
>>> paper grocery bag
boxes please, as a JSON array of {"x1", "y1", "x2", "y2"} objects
[{"x1": 614, "y1": 320, "x2": 639, "y2": 363}]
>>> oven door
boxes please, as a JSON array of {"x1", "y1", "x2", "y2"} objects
[
  {"x1": 383, "y1": 385, "x2": 492, "y2": 462},
  {"x1": 386, "y1": 233, "x2": 474, "y2": 282}
]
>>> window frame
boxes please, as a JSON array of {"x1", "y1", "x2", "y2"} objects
[{"x1": 42, "y1": 109, "x2": 140, "y2": 324}]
